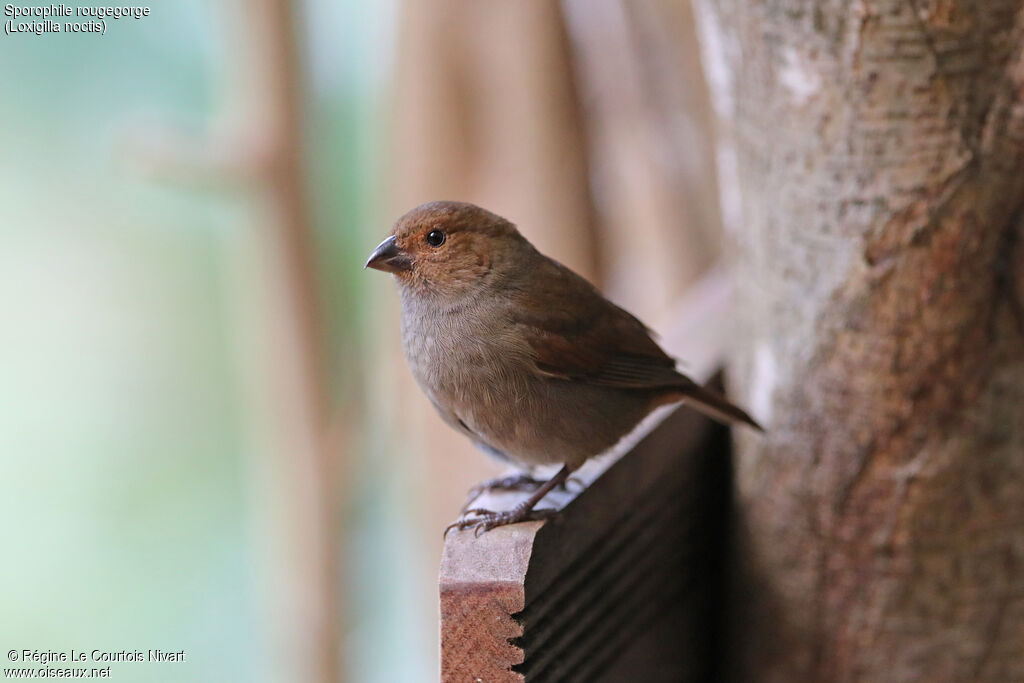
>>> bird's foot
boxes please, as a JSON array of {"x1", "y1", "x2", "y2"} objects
[
  {"x1": 466, "y1": 473, "x2": 543, "y2": 499},
  {"x1": 444, "y1": 505, "x2": 558, "y2": 538},
  {"x1": 461, "y1": 473, "x2": 586, "y2": 512},
  {"x1": 462, "y1": 474, "x2": 543, "y2": 512}
]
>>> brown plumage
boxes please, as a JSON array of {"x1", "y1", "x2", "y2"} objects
[{"x1": 366, "y1": 201, "x2": 761, "y2": 534}]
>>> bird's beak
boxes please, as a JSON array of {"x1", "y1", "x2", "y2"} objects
[{"x1": 364, "y1": 235, "x2": 412, "y2": 274}]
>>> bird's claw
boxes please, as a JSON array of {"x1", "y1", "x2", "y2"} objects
[{"x1": 444, "y1": 506, "x2": 558, "y2": 538}]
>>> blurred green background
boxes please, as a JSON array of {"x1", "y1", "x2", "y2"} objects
[{"x1": 0, "y1": 2, "x2": 428, "y2": 681}]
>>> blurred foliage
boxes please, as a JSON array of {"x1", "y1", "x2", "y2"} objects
[
  {"x1": 0, "y1": 3, "x2": 256, "y2": 681},
  {"x1": 0, "y1": 1, "x2": 418, "y2": 681}
]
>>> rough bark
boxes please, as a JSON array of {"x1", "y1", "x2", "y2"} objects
[{"x1": 695, "y1": 1, "x2": 1024, "y2": 680}]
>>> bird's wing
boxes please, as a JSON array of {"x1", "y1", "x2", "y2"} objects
[
  {"x1": 508, "y1": 258, "x2": 692, "y2": 391},
  {"x1": 506, "y1": 255, "x2": 763, "y2": 430}
]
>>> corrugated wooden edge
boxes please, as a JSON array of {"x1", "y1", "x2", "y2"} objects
[
  {"x1": 439, "y1": 405, "x2": 722, "y2": 682},
  {"x1": 440, "y1": 528, "x2": 537, "y2": 681}
]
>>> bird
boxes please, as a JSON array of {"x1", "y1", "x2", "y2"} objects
[{"x1": 365, "y1": 201, "x2": 761, "y2": 535}]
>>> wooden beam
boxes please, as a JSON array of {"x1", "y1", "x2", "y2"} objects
[{"x1": 440, "y1": 397, "x2": 731, "y2": 682}]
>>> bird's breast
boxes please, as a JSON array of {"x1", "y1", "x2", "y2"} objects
[
  {"x1": 397, "y1": 296, "x2": 652, "y2": 468},
  {"x1": 400, "y1": 303, "x2": 531, "y2": 412}
]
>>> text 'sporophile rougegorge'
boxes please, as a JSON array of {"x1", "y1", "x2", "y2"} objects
[{"x1": 4, "y1": 4, "x2": 151, "y2": 36}]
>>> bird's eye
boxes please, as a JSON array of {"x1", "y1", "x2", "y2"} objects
[{"x1": 425, "y1": 230, "x2": 446, "y2": 247}]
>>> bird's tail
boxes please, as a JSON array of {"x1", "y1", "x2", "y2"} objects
[{"x1": 668, "y1": 382, "x2": 763, "y2": 431}]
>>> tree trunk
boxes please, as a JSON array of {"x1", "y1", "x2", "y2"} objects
[{"x1": 695, "y1": 1, "x2": 1024, "y2": 680}]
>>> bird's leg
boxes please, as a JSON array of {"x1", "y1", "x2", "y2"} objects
[
  {"x1": 446, "y1": 465, "x2": 573, "y2": 537},
  {"x1": 461, "y1": 472, "x2": 546, "y2": 512},
  {"x1": 461, "y1": 471, "x2": 587, "y2": 511}
]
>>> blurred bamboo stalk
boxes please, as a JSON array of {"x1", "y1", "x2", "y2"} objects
[
  {"x1": 561, "y1": 0, "x2": 723, "y2": 323},
  {"x1": 219, "y1": 2, "x2": 340, "y2": 682},
  {"x1": 122, "y1": 4, "x2": 341, "y2": 679}
]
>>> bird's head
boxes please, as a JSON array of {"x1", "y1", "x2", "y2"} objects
[{"x1": 365, "y1": 201, "x2": 529, "y2": 299}]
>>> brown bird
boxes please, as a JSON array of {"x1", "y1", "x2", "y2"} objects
[{"x1": 366, "y1": 201, "x2": 761, "y2": 535}]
